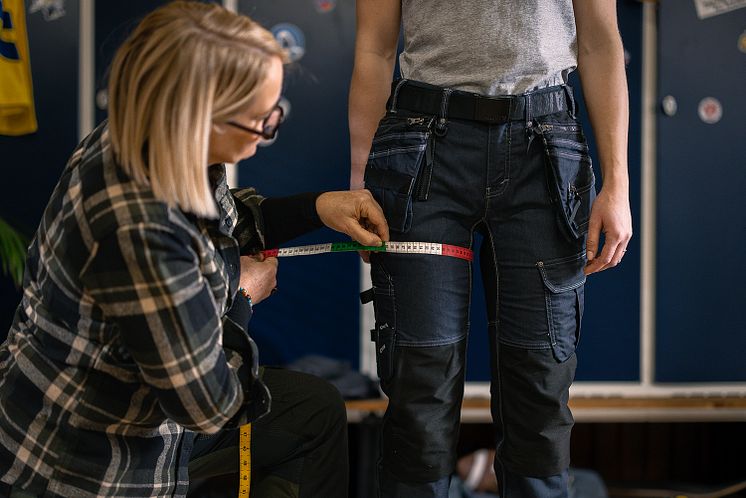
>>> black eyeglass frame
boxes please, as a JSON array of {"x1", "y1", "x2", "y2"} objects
[{"x1": 226, "y1": 105, "x2": 284, "y2": 140}]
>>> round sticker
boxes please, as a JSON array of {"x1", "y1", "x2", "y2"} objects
[
  {"x1": 270, "y1": 23, "x2": 306, "y2": 63},
  {"x1": 314, "y1": 0, "x2": 337, "y2": 13},
  {"x1": 661, "y1": 95, "x2": 677, "y2": 117},
  {"x1": 96, "y1": 89, "x2": 108, "y2": 110},
  {"x1": 739, "y1": 31, "x2": 746, "y2": 54},
  {"x1": 698, "y1": 97, "x2": 723, "y2": 124}
]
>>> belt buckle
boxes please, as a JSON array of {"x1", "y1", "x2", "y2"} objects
[{"x1": 475, "y1": 97, "x2": 509, "y2": 123}]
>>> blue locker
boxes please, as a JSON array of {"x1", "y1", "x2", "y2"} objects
[
  {"x1": 572, "y1": 1, "x2": 643, "y2": 381},
  {"x1": 0, "y1": 1, "x2": 79, "y2": 337},
  {"x1": 236, "y1": 0, "x2": 361, "y2": 367},
  {"x1": 94, "y1": 1, "x2": 172, "y2": 125},
  {"x1": 655, "y1": 1, "x2": 746, "y2": 382}
]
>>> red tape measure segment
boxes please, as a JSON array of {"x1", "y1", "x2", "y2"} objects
[
  {"x1": 260, "y1": 241, "x2": 473, "y2": 261},
  {"x1": 441, "y1": 244, "x2": 473, "y2": 261}
]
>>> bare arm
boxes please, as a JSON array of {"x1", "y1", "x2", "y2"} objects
[
  {"x1": 573, "y1": 0, "x2": 633, "y2": 274},
  {"x1": 349, "y1": 0, "x2": 402, "y2": 190}
]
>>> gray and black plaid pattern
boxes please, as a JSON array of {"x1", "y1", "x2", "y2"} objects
[{"x1": 0, "y1": 122, "x2": 266, "y2": 497}]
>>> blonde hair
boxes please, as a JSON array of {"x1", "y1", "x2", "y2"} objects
[{"x1": 108, "y1": 1, "x2": 287, "y2": 218}]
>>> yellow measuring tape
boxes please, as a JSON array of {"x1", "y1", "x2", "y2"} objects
[{"x1": 238, "y1": 423, "x2": 251, "y2": 496}]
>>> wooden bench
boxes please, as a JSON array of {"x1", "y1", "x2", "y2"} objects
[{"x1": 346, "y1": 396, "x2": 746, "y2": 423}]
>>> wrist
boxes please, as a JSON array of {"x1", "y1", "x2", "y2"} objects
[
  {"x1": 599, "y1": 174, "x2": 629, "y2": 194},
  {"x1": 237, "y1": 287, "x2": 253, "y2": 308}
]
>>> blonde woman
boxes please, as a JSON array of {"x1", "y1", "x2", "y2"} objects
[{"x1": 0, "y1": 2, "x2": 386, "y2": 497}]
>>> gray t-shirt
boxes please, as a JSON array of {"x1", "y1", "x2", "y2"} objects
[{"x1": 399, "y1": 0, "x2": 578, "y2": 96}]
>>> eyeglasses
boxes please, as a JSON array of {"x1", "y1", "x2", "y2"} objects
[{"x1": 226, "y1": 105, "x2": 284, "y2": 140}]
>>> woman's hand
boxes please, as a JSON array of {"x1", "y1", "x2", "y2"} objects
[
  {"x1": 315, "y1": 190, "x2": 390, "y2": 247},
  {"x1": 239, "y1": 255, "x2": 278, "y2": 305}
]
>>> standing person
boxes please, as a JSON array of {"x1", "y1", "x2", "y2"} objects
[
  {"x1": 349, "y1": 1, "x2": 632, "y2": 496},
  {"x1": 0, "y1": 2, "x2": 388, "y2": 497}
]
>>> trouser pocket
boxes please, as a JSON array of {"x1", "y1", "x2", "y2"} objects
[
  {"x1": 364, "y1": 114, "x2": 435, "y2": 233},
  {"x1": 371, "y1": 324, "x2": 396, "y2": 382},
  {"x1": 370, "y1": 255, "x2": 397, "y2": 383},
  {"x1": 536, "y1": 121, "x2": 596, "y2": 241},
  {"x1": 536, "y1": 251, "x2": 586, "y2": 362}
]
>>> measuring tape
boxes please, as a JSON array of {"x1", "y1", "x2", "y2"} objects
[
  {"x1": 238, "y1": 423, "x2": 251, "y2": 496},
  {"x1": 262, "y1": 241, "x2": 473, "y2": 261}
]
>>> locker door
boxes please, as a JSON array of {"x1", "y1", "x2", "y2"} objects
[
  {"x1": 237, "y1": 0, "x2": 362, "y2": 366},
  {"x1": 572, "y1": 1, "x2": 644, "y2": 381},
  {"x1": 464, "y1": 2, "x2": 645, "y2": 382},
  {"x1": 94, "y1": 1, "x2": 172, "y2": 126},
  {"x1": 655, "y1": 1, "x2": 746, "y2": 382},
  {"x1": 0, "y1": 2, "x2": 79, "y2": 336}
]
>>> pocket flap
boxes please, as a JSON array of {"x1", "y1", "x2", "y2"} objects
[
  {"x1": 537, "y1": 253, "x2": 586, "y2": 293},
  {"x1": 365, "y1": 168, "x2": 415, "y2": 195}
]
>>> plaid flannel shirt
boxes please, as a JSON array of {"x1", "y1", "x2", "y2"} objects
[{"x1": 0, "y1": 123, "x2": 270, "y2": 497}]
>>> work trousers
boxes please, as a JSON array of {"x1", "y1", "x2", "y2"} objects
[{"x1": 365, "y1": 80, "x2": 595, "y2": 498}]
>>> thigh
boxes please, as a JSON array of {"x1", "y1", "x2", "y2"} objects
[
  {"x1": 250, "y1": 367, "x2": 345, "y2": 472},
  {"x1": 488, "y1": 113, "x2": 590, "y2": 363},
  {"x1": 369, "y1": 115, "x2": 489, "y2": 347}
]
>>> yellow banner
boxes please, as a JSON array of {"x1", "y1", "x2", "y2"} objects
[{"x1": 0, "y1": 0, "x2": 37, "y2": 136}]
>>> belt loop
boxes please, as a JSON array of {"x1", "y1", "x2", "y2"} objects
[
  {"x1": 563, "y1": 85, "x2": 576, "y2": 119},
  {"x1": 436, "y1": 88, "x2": 453, "y2": 135},
  {"x1": 388, "y1": 79, "x2": 408, "y2": 114}
]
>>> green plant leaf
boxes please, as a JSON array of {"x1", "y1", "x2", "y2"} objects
[{"x1": 0, "y1": 217, "x2": 29, "y2": 288}]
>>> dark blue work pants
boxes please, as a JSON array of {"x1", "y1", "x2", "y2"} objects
[{"x1": 365, "y1": 80, "x2": 596, "y2": 498}]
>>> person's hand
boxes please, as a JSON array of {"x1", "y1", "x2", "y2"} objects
[
  {"x1": 316, "y1": 190, "x2": 390, "y2": 248},
  {"x1": 584, "y1": 186, "x2": 632, "y2": 275},
  {"x1": 238, "y1": 255, "x2": 278, "y2": 305}
]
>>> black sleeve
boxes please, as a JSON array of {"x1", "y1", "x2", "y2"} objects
[
  {"x1": 260, "y1": 192, "x2": 325, "y2": 248},
  {"x1": 224, "y1": 293, "x2": 253, "y2": 331}
]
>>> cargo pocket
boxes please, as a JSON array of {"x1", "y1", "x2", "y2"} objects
[
  {"x1": 537, "y1": 122, "x2": 596, "y2": 241},
  {"x1": 536, "y1": 252, "x2": 586, "y2": 362},
  {"x1": 364, "y1": 114, "x2": 435, "y2": 233},
  {"x1": 370, "y1": 256, "x2": 397, "y2": 384}
]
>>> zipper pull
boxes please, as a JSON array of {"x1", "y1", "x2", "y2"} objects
[
  {"x1": 414, "y1": 135, "x2": 435, "y2": 201},
  {"x1": 407, "y1": 117, "x2": 425, "y2": 126},
  {"x1": 526, "y1": 121, "x2": 536, "y2": 153}
]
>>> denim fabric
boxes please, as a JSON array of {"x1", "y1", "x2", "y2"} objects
[{"x1": 366, "y1": 82, "x2": 595, "y2": 498}]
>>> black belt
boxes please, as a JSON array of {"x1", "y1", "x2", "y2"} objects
[{"x1": 387, "y1": 79, "x2": 573, "y2": 124}]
